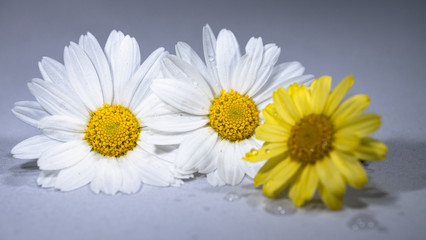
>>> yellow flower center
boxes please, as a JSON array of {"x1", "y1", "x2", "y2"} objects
[
  {"x1": 83, "y1": 104, "x2": 141, "y2": 157},
  {"x1": 208, "y1": 89, "x2": 259, "y2": 142},
  {"x1": 288, "y1": 114, "x2": 334, "y2": 163}
]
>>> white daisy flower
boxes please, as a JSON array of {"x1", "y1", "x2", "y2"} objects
[
  {"x1": 148, "y1": 25, "x2": 314, "y2": 186},
  {"x1": 11, "y1": 30, "x2": 184, "y2": 194}
]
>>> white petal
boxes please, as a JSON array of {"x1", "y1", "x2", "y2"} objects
[
  {"x1": 98, "y1": 157, "x2": 123, "y2": 195},
  {"x1": 37, "y1": 170, "x2": 59, "y2": 188},
  {"x1": 137, "y1": 140, "x2": 178, "y2": 163},
  {"x1": 271, "y1": 61, "x2": 306, "y2": 81},
  {"x1": 136, "y1": 157, "x2": 181, "y2": 187},
  {"x1": 176, "y1": 127, "x2": 218, "y2": 173},
  {"x1": 54, "y1": 152, "x2": 97, "y2": 191},
  {"x1": 232, "y1": 37, "x2": 263, "y2": 93},
  {"x1": 216, "y1": 29, "x2": 241, "y2": 90},
  {"x1": 196, "y1": 138, "x2": 220, "y2": 174},
  {"x1": 217, "y1": 141, "x2": 245, "y2": 185},
  {"x1": 39, "y1": 115, "x2": 85, "y2": 142},
  {"x1": 236, "y1": 139, "x2": 265, "y2": 178},
  {"x1": 89, "y1": 157, "x2": 121, "y2": 194},
  {"x1": 151, "y1": 78, "x2": 211, "y2": 115},
  {"x1": 119, "y1": 156, "x2": 142, "y2": 194},
  {"x1": 112, "y1": 36, "x2": 141, "y2": 106},
  {"x1": 38, "y1": 140, "x2": 91, "y2": 170},
  {"x1": 128, "y1": 48, "x2": 166, "y2": 111},
  {"x1": 38, "y1": 115, "x2": 86, "y2": 133},
  {"x1": 28, "y1": 79, "x2": 89, "y2": 120},
  {"x1": 38, "y1": 57, "x2": 69, "y2": 86},
  {"x1": 143, "y1": 112, "x2": 208, "y2": 133},
  {"x1": 104, "y1": 30, "x2": 125, "y2": 62},
  {"x1": 246, "y1": 44, "x2": 281, "y2": 97},
  {"x1": 64, "y1": 43, "x2": 103, "y2": 111},
  {"x1": 12, "y1": 101, "x2": 49, "y2": 127},
  {"x1": 134, "y1": 93, "x2": 169, "y2": 121},
  {"x1": 140, "y1": 130, "x2": 194, "y2": 145},
  {"x1": 175, "y1": 41, "x2": 209, "y2": 82},
  {"x1": 127, "y1": 147, "x2": 182, "y2": 186},
  {"x1": 253, "y1": 74, "x2": 314, "y2": 105},
  {"x1": 202, "y1": 24, "x2": 221, "y2": 96},
  {"x1": 11, "y1": 135, "x2": 61, "y2": 159},
  {"x1": 161, "y1": 55, "x2": 213, "y2": 99},
  {"x1": 206, "y1": 170, "x2": 226, "y2": 187},
  {"x1": 79, "y1": 32, "x2": 114, "y2": 104}
]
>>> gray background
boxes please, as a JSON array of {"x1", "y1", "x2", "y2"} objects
[{"x1": 1, "y1": 0, "x2": 426, "y2": 239}]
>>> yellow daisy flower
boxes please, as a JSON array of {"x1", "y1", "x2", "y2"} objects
[{"x1": 243, "y1": 75, "x2": 387, "y2": 210}]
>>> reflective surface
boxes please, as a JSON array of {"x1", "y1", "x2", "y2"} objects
[{"x1": 1, "y1": 0, "x2": 426, "y2": 239}]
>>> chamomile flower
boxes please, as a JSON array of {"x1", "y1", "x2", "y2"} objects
[
  {"x1": 148, "y1": 25, "x2": 313, "y2": 186},
  {"x1": 11, "y1": 30, "x2": 183, "y2": 194},
  {"x1": 244, "y1": 76, "x2": 387, "y2": 209}
]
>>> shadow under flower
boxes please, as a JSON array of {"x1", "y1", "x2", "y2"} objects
[{"x1": 4, "y1": 159, "x2": 39, "y2": 187}]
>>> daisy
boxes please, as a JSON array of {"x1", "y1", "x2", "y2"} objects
[
  {"x1": 244, "y1": 75, "x2": 388, "y2": 210},
  {"x1": 11, "y1": 30, "x2": 184, "y2": 194},
  {"x1": 147, "y1": 25, "x2": 313, "y2": 186}
]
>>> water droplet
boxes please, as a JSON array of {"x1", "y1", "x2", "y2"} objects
[
  {"x1": 250, "y1": 149, "x2": 258, "y2": 156},
  {"x1": 264, "y1": 199, "x2": 296, "y2": 216},
  {"x1": 347, "y1": 213, "x2": 379, "y2": 231},
  {"x1": 208, "y1": 56, "x2": 215, "y2": 62},
  {"x1": 265, "y1": 149, "x2": 270, "y2": 154},
  {"x1": 224, "y1": 191, "x2": 241, "y2": 202}
]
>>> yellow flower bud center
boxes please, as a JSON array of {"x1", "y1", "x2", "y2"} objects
[
  {"x1": 288, "y1": 114, "x2": 334, "y2": 163},
  {"x1": 208, "y1": 89, "x2": 259, "y2": 142},
  {"x1": 83, "y1": 104, "x2": 141, "y2": 157}
]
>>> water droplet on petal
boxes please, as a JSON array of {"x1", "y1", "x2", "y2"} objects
[
  {"x1": 208, "y1": 56, "x2": 215, "y2": 62},
  {"x1": 250, "y1": 149, "x2": 258, "y2": 156},
  {"x1": 224, "y1": 192, "x2": 241, "y2": 202},
  {"x1": 265, "y1": 149, "x2": 271, "y2": 154}
]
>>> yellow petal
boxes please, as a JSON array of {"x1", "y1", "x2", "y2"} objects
[
  {"x1": 263, "y1": 104, "x2": 282, "y2": 126},
  {"x1": 354, "y1": 137, "x2": 387, "y2": 160},
  {"x1": 331, "y1": 94, "x2": 370, "y2": 125},
  {"x1": 301, "y1": 164, "x2": 319, "y2": 201},
  {"x1": 289, "y1": 84, "x2": 312, "y2": 117},
  {"x1": 315, "y1": 156, "x2": 346, "y2": 195},
  {"x1": 318, "y1": 183, "x2": 343, "y2": 210},
  {"x1": 311, "y1": 76, "x2": 332, "y2": 114},
  {"x1": 330, "y1": 150, "x2": 368, "y2": 188},
  {"x1": 254, "y1": 154, "x2": 289, "y2": 186},
  {"x1": 324, "y1": 75, "x2": 355, "y2": 116},
  {"x1": 244, "y1": 141, "x2": 288, "y2": 162},
  {"x1": 333, "y1": 130, "x2": 360, "y2": 152},
  {"x1": 255, "y1": 124, "x2": 289, "y2": 142},
  {"x1": 288, "y1": 164, "x2": 318, "y2": 207},
  {"x1": 262, "y1": 159, "x2": 302, "y2": 197},
  {"x1": 272, "y1": 88, "x2": 300, "y2": 125},
  {"x1": 337, "y1": 113, "x2": 381, "y2": 137}
]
